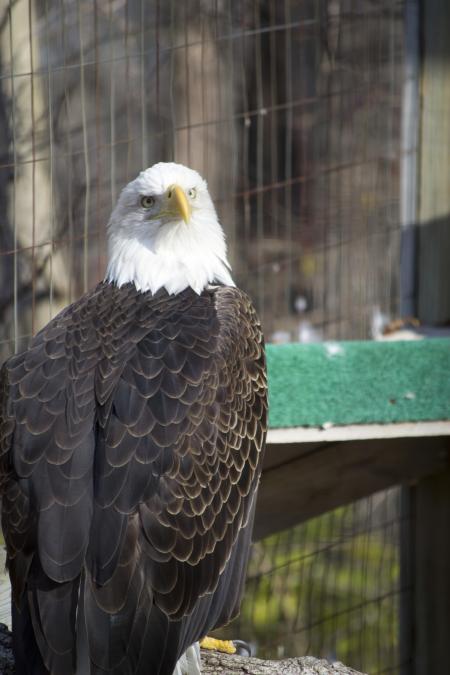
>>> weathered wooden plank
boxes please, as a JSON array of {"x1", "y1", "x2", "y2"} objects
[
  {"x1": 411, "y1": 469, "x2": 450, "y2": 674},
  {"x1": 254, "y1": 436, "x2": 450, "y2": 540},
  {"x1": 267, "y1": 421, "x2": 450, "y2": 445}
]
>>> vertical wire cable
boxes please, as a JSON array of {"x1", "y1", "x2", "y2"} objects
[
  {"x1": 140, "y1": 0, "x2": 147, "y2": 168},
  {"x1": 8, "y1": 1, "x2": 18, "y2": 352},
  {"x1": 240, "y1": 8, "x2": 251, "y2": 294},
  {"x1": 342, "y1": 1, "x2": 352, "y2": 338},
  {"x1": 335, "y1": 5, "x2": 344, "y2": 339},
  {"x1": 94, "y1": 0, "x2": 102, "y2": 270},
  {"x1": 322, "y1": 510, "x2": 335, "y2": 658},
  {"x1": 155, "y1": 0, "x2": 161, "y2": 150},
  {"x1": 318, "y1": 509, "x2": 337, "y2": 656},
  {"x1": 226, "y1": 0, "x2": 237, "y2": 263},
  {"x1": 376, "y1": 490, "x2": 389, "y2": 670},
  {"x1": 294, "y1": 522, "x2": 307, "y2": 651},
  {"x1": 359, "y1": 496, "x2": 373, "y2": 666},
  {"x1": 400, "y1": 0, "x2": 419, "y2": 318},
  {"x1": 284, "y1": 0, "x2": 293, "y2": 329},
  {"x1": 384, "y1": 6, "x2": 393, "y2": 322},
  {"x1": 333, "y1": 504, "x2": 350, "y2": 659},
  {"x1": 214, "y1": 0, "x2": 223, "y2": 194},
  {"x1": 45, "y1": 0, "x2": 54, "y2": 319},
  {"x1": 109, "y1": 1, "x2": 116, "y2": 206},
  {"x1": 183, "y1": 1, "x2": 191, "y2": 167},
  {"x1": 269, "y1": 0, "x2": 278, "y2": 236},
  {"x1": 200, "y1": 4, "x2": 208, "y2": 176},
  {"x1": 254, "y1": 0, "x2": 264, "y2": 323},
  {"x1": 60, "y1": 0, "x2": 74, "y2": 302},
  {"x1": 305, "y1": 514, "x2": 324, "y2": 654},
  {"x1": 350, "y1": 499, "x2": 361, "y2": 663},
  {"x1": 278, "y1": 524, "x2": 298, "y2": 646},
  {"x1": 77, "y1": 0, "x2": 90, "y2": 293},
  {"x1": 310, "y1": 0, "x2": 320, "y2": 337},
  {"x1": 267, "y1": 528, "x2": 285, "y2": 648},
  {"x1": 169, "y1": 0, "x2": 176, "y2": 160},
  {"x1": 365, "y1": 5, "x2": 374, "y2": 338},
  {"x1": 206, "y1": 4, "x2": 213, "y2": 183},
  {"x1": 269, "y1": 0, "x2": 279, "y2": 329},
  {"x1": 323, "y1": 0, "x2": 333, "y2": 338},
  {"x1": 124, "y1": 0, "x2": 132, "y2": 180},
  {"x1": 28, "y1": 0, "x2": 37, "y2": 335},
  {"x1": 293, "y1": 520, "x2": 308, "y2": 644}
]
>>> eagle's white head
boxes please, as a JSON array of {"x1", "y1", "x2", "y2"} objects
[{"x1": 105, "y1": 162, "x2": 234, "y2": 295}]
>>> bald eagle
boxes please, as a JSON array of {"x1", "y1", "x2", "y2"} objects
[{"x1": 0, "y1": 163, "x2": 267, "y2": 675}]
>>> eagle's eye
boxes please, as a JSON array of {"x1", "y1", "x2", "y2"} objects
[
  {"x1": 187, "y1": 188, "x2": 197, "y2": 199},
  {"x1": 141, "y1": 195, "x2": 155, "y2": 209}
]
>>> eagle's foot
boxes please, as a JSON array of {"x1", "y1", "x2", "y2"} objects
[
  {"x1": 173, "y1": 641, "x2": 202, "y2": 675},
  {"x1": 199, "y1": 636, "x2": 236, "y2": 654}
]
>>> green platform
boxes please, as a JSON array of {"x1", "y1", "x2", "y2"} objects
[{"x1": 266, "y1": 339, "x2": 450, "y2": 429}]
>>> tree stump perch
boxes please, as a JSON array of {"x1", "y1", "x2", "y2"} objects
[
  {"x1": 0, "y1": 623, "x2": 366, "y2": 674},
  {"x1": 200, "y1": 649, "x2": 367, "y2": 675}
]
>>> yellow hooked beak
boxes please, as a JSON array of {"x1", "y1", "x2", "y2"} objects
[{"x1": 168, "y1": 185, "x2": 191, "y2": 224}]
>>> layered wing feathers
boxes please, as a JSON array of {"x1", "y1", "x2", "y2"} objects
[{"x1": 0, "y1": 282, "x2": 267, "y2": 674}]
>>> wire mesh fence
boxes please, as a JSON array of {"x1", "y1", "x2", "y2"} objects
[
  {"x1": 0, "y1": 1, "x2": 412, "y2": 673},
  {"x1": 0, "y1": 0, "x2": 406, "y2": 359},
  {"x1": 222, "y1": 487, "x2": 409, "y2": 675}
]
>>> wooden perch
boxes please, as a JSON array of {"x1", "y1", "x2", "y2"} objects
[
  {"x1": 0, "y1": 623, "x2": 366, "y2": 674},
  {"x1": 200, "y1": 649, "x2": 367, "y2": 675}
]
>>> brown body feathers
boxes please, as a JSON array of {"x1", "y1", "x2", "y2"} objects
[{"x1": 0, "y1": 282, "x2": 267, "y2": 675}]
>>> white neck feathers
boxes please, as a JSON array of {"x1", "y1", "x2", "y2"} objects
[{"x1": 105, "y1": 218, "x2": 234, "y2": 296}]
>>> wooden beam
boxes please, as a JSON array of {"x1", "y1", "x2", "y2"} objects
[
  {"x1": 417, "y1": 0, "x2": 450, "y2": 323},
  {"x1": 410, "y1": 469, "x2": 450, "y2": 674},
  {"x1": 254, "y1": 436, "x2": 450, "y2": 540},
  {"x1": 267, "y1": 421, "x2": 450, "y2": 444}
]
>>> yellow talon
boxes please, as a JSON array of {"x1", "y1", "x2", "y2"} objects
[{"x1": 200, "y1": 636, "x2": 236, "y2": 654}]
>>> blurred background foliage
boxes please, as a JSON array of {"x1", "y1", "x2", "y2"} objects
[{"x1": 219, "y1": 489, "x2": 402, "y2": 673}]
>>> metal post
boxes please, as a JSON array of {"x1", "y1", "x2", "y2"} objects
[{"x1": 399, "y1": 0, "x2": 420, "y2": 319}]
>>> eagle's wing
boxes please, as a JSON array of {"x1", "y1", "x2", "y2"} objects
[
  {"x1": 86, "y1": 285, "x2": 267, "y2": 674},
  {"x1": 0, "y1": 290, "x2": 101, "y2": 675},
  {"x1": 0, "y1": 283, "x2": 267, "y2": 675}
]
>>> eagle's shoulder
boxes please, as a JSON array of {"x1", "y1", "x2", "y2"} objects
[
  {"x1": 210, "y1": 283, "x2": 258, "y2": 315},
  {"x1": 210, "y1": 285, "x2": 265, "y2": 372}
]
